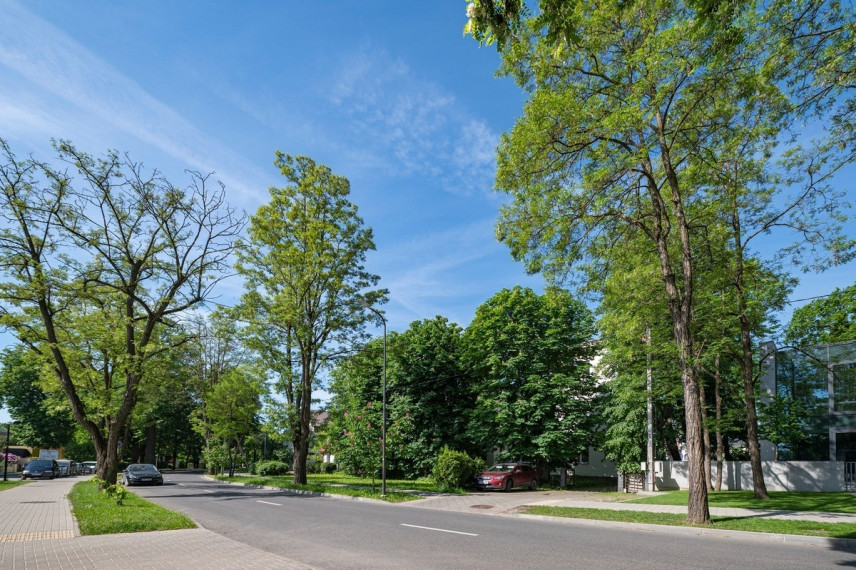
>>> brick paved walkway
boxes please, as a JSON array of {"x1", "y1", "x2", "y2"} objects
[{"x1": 0, "y1": 477, "x2": 312, "y2": 569}]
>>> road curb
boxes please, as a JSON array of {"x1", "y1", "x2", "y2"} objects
[{"x1": 514, "y1": 513, "x2": 856, "y2": 552}]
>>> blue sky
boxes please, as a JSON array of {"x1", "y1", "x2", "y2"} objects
[{"x1": 0, "y1": 1, "x2": 854, "y2": 422}]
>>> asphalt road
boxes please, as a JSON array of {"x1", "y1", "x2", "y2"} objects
[{"x1": 131, "y1": 472, "x2": 856, "y2": 569}]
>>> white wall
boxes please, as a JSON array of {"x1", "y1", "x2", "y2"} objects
[{"x1": 657, "y1": 460, "x2": 847, "y2": 492}]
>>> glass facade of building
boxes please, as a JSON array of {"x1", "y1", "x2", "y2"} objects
[{"x1": 771, "y1": 341, "x2": 856, "y2": 461}]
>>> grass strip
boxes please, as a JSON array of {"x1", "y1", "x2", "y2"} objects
[
  {"x1": 628, "y1": 490, "x2": 856, "y2": 513},
  {"x1": 69, "y1": 481, "x2": 196, "y2": 535},
  {"x1": 306, "y1": 473, "x2": 455, "y2": 493},
  {"x1": 216, "y1": 475, "x2": 420, "y2": 502},
  {"x1": 524, "y1": 506, "x2": 856, "y2": 539},
  {"x1": 0, "y1": 480, "x2": 29, "y2": 492}
]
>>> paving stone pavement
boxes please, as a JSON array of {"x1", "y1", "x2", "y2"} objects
[{"x1": 0, "y1": 476, "x2": 312, "y2": 569}]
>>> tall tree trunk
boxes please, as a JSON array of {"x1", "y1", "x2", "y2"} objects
[
  {"x1": 645, "y1": 143, "x2": 710, "y2": 524},
  {"x1": 697, "y1": 370, "x2": 713, "y2": 491},
  {"x1": 714, "y1": 355, "x2": 724, "y2": 492},
  {"x1": 731, "y1": 202, "x2": 769, "y2": 499},
  {"x1": 293, "y1": 362, "x2": 313, "y2": 485},
  {"x1": 144, "y1": 424, "x2": 156, "y2": 464}
]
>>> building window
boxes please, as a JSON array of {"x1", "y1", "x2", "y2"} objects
[{"x1": 833, "y1": 362, "x2": 856, "y2": 413}]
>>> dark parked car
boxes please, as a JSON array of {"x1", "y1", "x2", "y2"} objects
[
  {"x1": 476, "y1": 463, "x2": 538, "y2": 491},
  {"x1": 122, "y1": 463, "x2": 164, "y2": 486},
  {"x1": 22, "y1": 459, "x2": 59, "y2": 480}
]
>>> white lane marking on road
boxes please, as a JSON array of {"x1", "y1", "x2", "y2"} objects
[
  {"x1": 202, "y1": 489, "x2": 214, "y2": 493},
  {"x1": 400, "y1": 524, "x2": 478, "y2": 537},
  {"x1": 257, "y1": 500, "x2": 282, "y2": 506}
]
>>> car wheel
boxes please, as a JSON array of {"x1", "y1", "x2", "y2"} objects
[
  {"x1": 504, "y1": 479, "x2": 513, "y2": 492},
  {"x1": 156, "y1": 481, "x2": 164, "y2": 486},
  {"x1": 529, "y1": 479, "x2": 538, "y2": 491}
]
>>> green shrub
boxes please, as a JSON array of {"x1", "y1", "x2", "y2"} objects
[
  {"x1": 255, "y1": 460, "x2": 290, "y2": 476},
  {"x1": 322, "y1": 462, "x2": 337, "y2": 474},
  {"x1": 432, "y1": 447, "x2": 485, "y2": 492}
]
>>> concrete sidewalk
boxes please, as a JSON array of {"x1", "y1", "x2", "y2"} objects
[{"x1": 0, "y1": 476, "x2": 312, "y2": 569}]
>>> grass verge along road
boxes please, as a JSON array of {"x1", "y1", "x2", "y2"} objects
[
  {"x1": 215, "y1": 473, "x2": 425, "y2": 502},
  {"x1": 69, "y1": 481, "x2": 196, "y2": 535},
  {"x1": 525, "y1": 505, "x2": 856, "y2": 539},
  {"x1": 628, "y1": 490, "x2": 856, "y2": 513},
  {"x1": 0, "y1": 480, "x2": 28, "y2": 492}
]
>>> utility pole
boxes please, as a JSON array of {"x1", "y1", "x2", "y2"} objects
[{"x1": 646, "y1": 327, "x2": 654, "y2": 492}]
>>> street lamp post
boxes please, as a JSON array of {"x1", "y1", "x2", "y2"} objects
[
  {"x1": 359, "y1": 299, "x2": 387, "y2": 497},
  {"x1": 3, "y1": 423, "x2": 10, "y2": 482}
]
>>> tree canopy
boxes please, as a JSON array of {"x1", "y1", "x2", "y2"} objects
[
  {"x1": 0, "y1": 139, "x2": 243, "y2": 483},
  {"x1": 235, "y1": 153, "x2": 385, "y2": 485}
]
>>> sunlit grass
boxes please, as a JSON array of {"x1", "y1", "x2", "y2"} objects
[
  {"x1": 69, "y1": 481, "x2": 196, "y2": 535},
  {"x1": 628, "y1": 490, "x2": 856, "y2": 513},
  {"x1": 307, "y1": 473, "x2": 454, "y2": 492},
  {"x1": 0, "y1": 480, "x2": 28, "y2": 492},
  {"x1": 524, "y1": 505, "x2": 856, "y2": 539},
  {"x1": 216, "y1": 474, "x2": 425, "y2": 502}
]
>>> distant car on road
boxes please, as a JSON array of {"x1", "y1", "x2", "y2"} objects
[
  {"x1": 122, "y1": 463, "x2": 164, "y2": 486},
  {"x1": 56, "y1": 459, "x2": 77, "y2": 477},
  {"x1": 22, "y1": 459, "x2": 59, "y2": 480},
  {"x1": 476, "y1": 463, "x2": 538, "y2": 491},
  {"x1": 80, "y1": 461, "x2": 97, "y2": 474}
]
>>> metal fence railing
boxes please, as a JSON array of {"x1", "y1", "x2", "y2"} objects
[{"x1": 846, "y1": 462, "x2": 856, "y2": 491}]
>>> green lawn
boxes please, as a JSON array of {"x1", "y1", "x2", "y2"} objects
[
  {"x1": 307, "y1": 473, "x2": 452, "y2": 492},
  {"x1": 525, "y1": 506, "x2": 856, "y2": 539},
  {"x1": 0, "y1": 480, "x2": 28, "y2": 492},
  {"x1": 628, "y1": 490, "x2": 856, "y2": 513},
  {"x1": 217, "y1": 474, "x2": 428, "y2": 502},
  {"x1": 69, "y1": 481, "x2": 196, "y2": 535}
]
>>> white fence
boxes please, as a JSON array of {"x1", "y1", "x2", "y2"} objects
[{"x1": 656, "y1": 461, "x2": 852, "y2": 492}]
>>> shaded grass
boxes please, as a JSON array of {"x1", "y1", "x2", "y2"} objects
[
  {"x1": 216, "y1": 474, "x2": 422, "y2": 502},
  {"x1": 69, "y1": 481, "x2": 196, "y2": 535},
  {"x1": 306, "y1": 473, "x2": 452, "y2": 492},
  {"x1": 628, "y1": 490, "x2": 856, "y2": 513},
  {"x1": 525, "y1": 506, "x2": 856, "y2": 539},
  {"x1": 0, "y1": 480, "x2": 29, "y2": 492}
]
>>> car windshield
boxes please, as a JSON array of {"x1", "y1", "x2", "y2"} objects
[
  {"x1": 28, "y1": 460, "x2": 52, "y2": 468},
  {"x1": 128, "y1": 464, "x2": 159, "y2": 473},
  {"x1": 487, "y1": 464, "x2": 516, "y2": 472}
]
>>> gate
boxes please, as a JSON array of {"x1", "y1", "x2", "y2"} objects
[
  {"x1": 846, "y1": 462, "x2": 856, "y2": 491},
  {"x1": 623, "y1": 472, "x2": 644, "y2": 493}
]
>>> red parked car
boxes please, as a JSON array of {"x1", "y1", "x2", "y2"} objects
[{"x1": 476, "y1": 463, "x2": 538, "y2": 491}]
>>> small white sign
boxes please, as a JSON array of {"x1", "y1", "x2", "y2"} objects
[{"x1": 39, "y1": 449, "x2": 59, "y2": 460}]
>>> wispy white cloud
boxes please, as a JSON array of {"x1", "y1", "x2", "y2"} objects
[
  {"x1": 323, "y1": 44, "x2": 499, "y2": 197},
  {"x1": 371, "y1": 217, "x2": 534, "y2": 327},
  {"x1": 0, "y1": 1, "x2": 268, "y2": 203}
]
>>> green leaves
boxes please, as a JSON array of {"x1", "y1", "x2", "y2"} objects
[
  {"x1": 235, "y1": 153, "x2": 385, "y2": 484},
  {"x1": 463, "y1": 286, "x2": 597, "y2": 467}
]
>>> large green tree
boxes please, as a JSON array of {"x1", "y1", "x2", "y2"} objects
[
  {"x1": 235, "y1": 153, "x2": 385, "y2": 484},
  {"x1": 785, "y1": 284, "x2": 856, "y2": 347},
  {"x1": 465, "y1": 0, "x2": 854, "y2": 522},
  {"x1": 0, "y1": 139, "x2": 243, "y2": 483},
  {"x1": 391, "y1": 316, "x2": 476, "y2": 477},
  {"x1": 200, "y1": 366, "x2": 264, "y2": 477},
  {"x1": 463, "y1": 287, "x2": 597, "y2": 480},
  {"x1": 0, "y1": 346, "x2": 76, "y2": 449}
]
